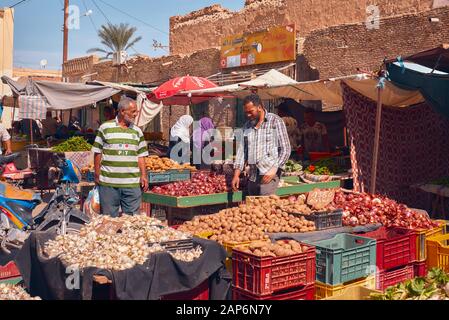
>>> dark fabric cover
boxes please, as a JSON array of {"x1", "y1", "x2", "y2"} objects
[
  {"x1": 1, "y1": 76, "x2": 120, "y2": 111},
  {"x1": 387, "y1": 63, "x2": 449, "y2": 119},
  {"x1": 15, "y1": 231, "x2": 231, "y2": 300}
]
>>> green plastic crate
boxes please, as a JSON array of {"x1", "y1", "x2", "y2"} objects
[
  {"x1": 148, "y1": 171, "x2": 171, "y2": 184},
  {"x1": 169, "y1": 169, "x2": 191, "y2": 182},
  {"x1": 275, "y1": 180, "x2": 340, "y2": 197},
  {"x1": 310, "y1": 234, "x2": 377, "y2": 286},
  {"x1": 143, "y1": 191, "x2": 243, "y2": 208}
]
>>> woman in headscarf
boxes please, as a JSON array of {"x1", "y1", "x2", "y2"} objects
[
  {"x1": 192, "y1": 117, "x2": 215, "y2": 169},
  {"x1": 168, "y1": 115, "x2": 194, "y2": 164},
  {"x1": 282, "y1": 116, "x2": 301, "y2": 160}
]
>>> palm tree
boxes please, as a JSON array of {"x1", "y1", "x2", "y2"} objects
[{"x1": 87, "y1": 23, "x2": 142, "y2": 60}]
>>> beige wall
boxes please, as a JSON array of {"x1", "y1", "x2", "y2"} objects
[
  {"x1": 169, "y1": 0, "x2": 439, "y2": 55},
  {"x1": 301, "y1": 6, "x2": 449, "y2": 79},
  {"x1": 0, "y1": 7, "x2": 14, "y2": 128}
]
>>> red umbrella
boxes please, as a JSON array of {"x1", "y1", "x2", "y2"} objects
[{"x1": 151, "y1": 75, "x2": 218, "y2": 101}]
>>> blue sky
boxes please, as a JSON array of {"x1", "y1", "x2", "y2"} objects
[{"x1": 2, "y1": 0, "x2": 244, "y2": 70}]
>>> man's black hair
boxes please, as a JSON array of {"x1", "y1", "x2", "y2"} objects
[
  {"x1": 243, "y1": 94, "x2": 262, "y2": 107},
  {"x1": 304, "y1": 108, "x2": 315, "y2": 114},
  {"x1": 278, "y1": 102, "x2": 290, "y2": 115}
]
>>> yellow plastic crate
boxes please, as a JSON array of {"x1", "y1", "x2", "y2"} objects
[
  {"x1": 316, "y1": 275, "x2": 376, "y2": 300},
  {"x1": 323, "y1": 285, "x2": 382, "y2": 300},
  {"x1": 194, "y1": 231, "x2": 214, "y2": 240},
  {"x1": 416, "y1": 220, "x2": 447, "y2": 262},
  {"x1": 426, "y1": 233, "x2": 449, "y2": 273},
  {"x1": 223, "y1": 240, "x2": 253, "y2": 257}
]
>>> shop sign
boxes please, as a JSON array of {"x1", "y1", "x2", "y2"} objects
[{"x1": 220, "y1": 24, "x2": 296, "y2": 69}]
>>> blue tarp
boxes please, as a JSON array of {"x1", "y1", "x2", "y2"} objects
[{"x1": 387, "y1": 62, "x2": 449, "y2": 118}]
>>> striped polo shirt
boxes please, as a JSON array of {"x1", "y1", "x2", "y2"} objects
[{"x1": 92, "y1": 118, "x2": 149, "y2": 188}]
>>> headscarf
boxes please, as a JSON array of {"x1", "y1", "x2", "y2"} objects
[
  {"x1": 170, "y1": 115, "x2": 194, "y2": 143},
  {"x1": 282, "y1": 116, "x2": 300, "y2": 149},
  {"x1": 193, "y1": 117, "x2": 215, "y2": 149}
]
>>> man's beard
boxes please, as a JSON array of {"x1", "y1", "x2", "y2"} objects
[
  {"x1": 124, "y1": 116, "x2": 135, "y2": 126},
  {"x1": 250, "y1": 112, "x2": 262, "y2": 126}
]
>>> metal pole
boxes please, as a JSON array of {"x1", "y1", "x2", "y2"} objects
[
  {"x1": 63, "y1": 0, "x2": 69, "y2": 65},
  {"x1": 370, "y1": 87, "x2": 383, "y2": 194},
  {"x1": 29, "y1": 119, "x2": 34, "y2": 145},
  {"x1": 11, "y1": 97, "x2": 16, "y2": 140},
  {"x1": 136, "y1": 95, "x2": 143, "y2": 127}
]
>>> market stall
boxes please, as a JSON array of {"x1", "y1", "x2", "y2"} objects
[{"x1": 14, "y1": 219, "x2": 231, "y2": 300}]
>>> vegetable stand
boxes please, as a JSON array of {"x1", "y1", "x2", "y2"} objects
[{"x1": 276, "y1": 181, "x2": 340, "y2": 196}]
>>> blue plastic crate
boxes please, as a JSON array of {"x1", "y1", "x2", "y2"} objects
[
  {"x1": 169, "y1": 169, "x2": 191, "y2": 182},
  {"x1": 309, "y1": 233, "x2": 377, "y2": 285}
]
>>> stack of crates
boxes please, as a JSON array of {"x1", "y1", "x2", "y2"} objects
[
  {"x1": 307, "y1": 233, "x2": 377, "y2": 299},
  {"x1": 231, "y1": 241, "x2": 316, "y2": 300},
  {"x1": 0, "y1": 262, "x2": 22, "y2": 285},
  {"x1": 355, "y1": 227, "x2": 418, "y2": 291}
]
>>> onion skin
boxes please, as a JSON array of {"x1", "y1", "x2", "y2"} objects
[
  {"x1": 151, "y1": 173, "x2": 232, "y2": 196},
  {"x1": 333, "y1": 191, "x2": 435, "y2": 230}
]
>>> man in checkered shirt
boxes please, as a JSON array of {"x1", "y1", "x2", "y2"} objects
[{"x1": 232, "y1": 94, "x2": 291, "y2": 196}]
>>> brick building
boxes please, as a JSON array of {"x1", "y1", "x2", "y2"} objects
[{"x1": 62, "y1": 0, "x2": 449, "y2": 138}]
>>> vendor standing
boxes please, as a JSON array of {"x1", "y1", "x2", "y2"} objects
[
  {"x1": 41, "y1": 111, "x2": 59, "y2": 138},
  {"x1": 232, "y1": 94, "x2": 291, "y2": 196},
  {"x1": 192, "y1": 117, "x2": 215, "y2": 168},
  {"x1": 168, "y1": 115, "x2": 194, "y2": 164},
  {"x1": 299, "y1": 108, "x2": 330, "y2": 154},
  {"x1": 92, "y1": 96, "x2": 149, "y2": 217},
  {"x1": 0, "y1": 123, "x2": 12, "y2": 155}
]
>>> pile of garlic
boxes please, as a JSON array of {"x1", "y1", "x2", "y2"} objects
[
  {"x1": 0, "y1": 284, "x2": 41, "y2": 300},
  {"x1": 43, "y1": 215, "x2": 203, "y2": 271}
]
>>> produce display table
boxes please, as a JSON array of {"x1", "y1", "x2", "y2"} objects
[
  {"x1": 14, "y1": 231, "x2": 231, "y2": 300},
  {"x1": 143, "y1": 181, "x2": 340, "y2": 208},
  {"x1": 276, "y1": 181, "x2": 340, "y2": 197},
  {"x1": 143, "y1": 192, "x2": 243, "y2": 208}
]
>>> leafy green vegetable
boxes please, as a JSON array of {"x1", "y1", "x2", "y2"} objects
[
  {"x1": 370, "y1": 268, "x2": 449, "y2": 300},
  {"x1": 285, "y1": 160, "x2": 303, "y2": 173},
  {"x1": 52, "y1": 137, "x2": 92, "y2": 152}
]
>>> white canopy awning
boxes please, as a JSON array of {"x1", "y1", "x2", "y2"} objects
[{"x1": 186, "y1": 70, "x2": 425, "y2": 108}]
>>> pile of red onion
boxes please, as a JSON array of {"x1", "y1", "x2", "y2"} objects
[
  {"x1": 333, "y1": 192, "x2": 436, "y2": 229},
  {"x1": 151, "y1": 172, "x2": 230, "y2": 196}
]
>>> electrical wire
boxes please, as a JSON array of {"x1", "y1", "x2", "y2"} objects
[
  {"x1": 9, "y1": 0, "x2": 30, "y2": 8},
  {"x1": 89, "y1": 0, "x2": 140, "y2": 56},
  {"x1": 96, "y1": 0, "x2": 168, "y2": 35},
  {"x1": 91, "y1": 0, "x2": 112, "y2": 24},
  {"x1": 82, "y1": 0, "x2": 98, "y2": 33}
]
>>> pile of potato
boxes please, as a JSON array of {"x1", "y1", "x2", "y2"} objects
[
  {"x1": 276, "y1": 195, "x2": 314, "y2": 215},
  {"x1": 235, "y1": 240, "x2": 310, "y2": 257},
  {"x1": 145, "y1": 156, "x2": 196, "y2": 172},
  {"x1": 179, "y1": 195, "x2": 316, "y2": 244}
]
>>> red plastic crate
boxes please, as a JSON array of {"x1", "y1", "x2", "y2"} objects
[
  {"x1": 376, "y1": 264, "x2": 415, "y2": 291},
  {"x1": 233, "y1": 284, "x2": 315, "y2": 300},
  {"x1": 161, "y1": 280, "x2": 209, "y2": 300},
  {"x1": 0, "y1": 261, "x2": 21, "y2": 281},
  {"x1": 232, "y1": 242, "x2": 316, "y2": 296},
  {"x1": 357, "y1": 227, "x2": 417, "y2": 271},
  {"x1": 413, "y1": 261, "x2": 427, "y2": 278}
]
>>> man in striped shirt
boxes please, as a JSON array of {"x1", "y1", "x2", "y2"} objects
[
  {"x1": 92, "y1": 96, "x2": 149, "y2": 217},
  {"x1": 232, "y1": 94, "x2": 291, "y2": 196}
]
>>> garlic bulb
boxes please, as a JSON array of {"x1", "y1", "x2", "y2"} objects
[
  {"x1": 43, "y1": 214, "x2": 203, "y2": 271},
  {"x1": 0, "y1": 284, "x2": 41, "y2": 300}
]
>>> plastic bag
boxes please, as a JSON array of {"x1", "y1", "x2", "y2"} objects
[{"x1": 83, "y1": 186, "x2": 101, "y2": 217}]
